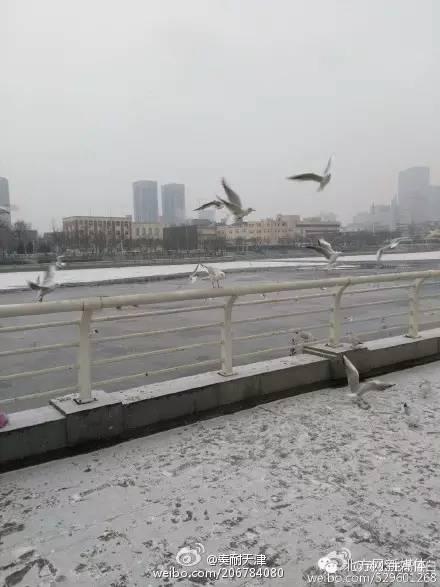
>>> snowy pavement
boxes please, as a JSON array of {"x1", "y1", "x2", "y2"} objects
[{"x1": 1, "y1": 361, "x2": 440, "y2": 586}]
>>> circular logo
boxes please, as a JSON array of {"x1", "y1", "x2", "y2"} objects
[
  {"x1": 318, "y1": 548, "x2": 351, "y2": 574},
  {"x1": 176, "y1": 543, "x2": 205, "y2": 567}
]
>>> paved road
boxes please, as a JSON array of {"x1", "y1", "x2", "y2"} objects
[
  {"x1": 1, "y1": 360, "x2": 439, "y2": 585},
  {"x1": 1, "y1": 261, "x2": 440, "y2": 410}
]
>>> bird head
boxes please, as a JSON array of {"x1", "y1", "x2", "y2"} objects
[{"x1": 247, "y1": 207, "x2": 255, "y2": 213}]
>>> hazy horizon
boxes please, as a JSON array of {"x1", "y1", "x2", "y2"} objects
[{"x1": 2, "y1": 0, "x2": 439, "y2": 232}]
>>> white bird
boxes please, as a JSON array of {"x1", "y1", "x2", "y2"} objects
[
  {"x1": 343, "y1": 355, "x2": 394, "y2": 409},
  {"x1": 189, "y1": 263, "x2": 225, "y2": 288},
  {"x1": 27, "y1": 264, "x2": 58, "y2": 302},
  {"x1": 419, "y1": 379, "x2": 432, "y2": 399},
  {"x1": 218, "y1": 178, "x2": 255, "y2": 223},
  {"x1": 376, "y1": 237, "x2": 409, "y2": 264},
  {"x1": 307, "y1": 238, "x2": 341, "y2": 268},
  {"x1": 55, "y1": 255, "x2": 66, "y2": 269},
  {"x1": 287, "y1": 155, "x2": 333, "y2": 191},
  {"x1": 403, "y1": 402, "x2": 421, "y2": 428}
]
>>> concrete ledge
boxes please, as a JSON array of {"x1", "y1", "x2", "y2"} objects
[
  {"x1": 51, "y1": 390, "x2": 123, "y2": 446},
  {"x1": 0, "y1": 406, "x2": 66, "y2": 464},
  {"x1": 2, "y1": 330, "x2": 440, "y2": 468}
]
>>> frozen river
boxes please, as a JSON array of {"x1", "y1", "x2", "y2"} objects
[{"x1": 1, "y1": 249, "x2": 440, "y2": 292}]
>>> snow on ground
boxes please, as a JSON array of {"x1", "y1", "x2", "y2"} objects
[
  {"x1": 1, "y1": 360, "x2": 440, "y2": 585},
  {"x1": 0, "y1": 250, "x2": 439, "y2": 292}
]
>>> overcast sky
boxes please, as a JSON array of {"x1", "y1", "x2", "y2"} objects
[{"x1": 1, "y1": 0, "x2": 439, "y2": 231}]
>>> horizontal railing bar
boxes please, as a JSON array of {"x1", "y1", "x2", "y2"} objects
[
  {"x1": 233, "y1": 325, "x2": 323, "y2": 343},
  {"x1": 95, "y1": 321, "x2": 222, "y2": 343},
  {"x1": 92, "y1": 303, "x2": 224, "y2": 323},
  {"x1": 92, "y1": 340, "x2": 219, "y2": 366},
  {"x1": 1, "y1": 269, "x2": 440, "y2": 318},
  {"x1": 342, "y1": 311, "x2": 408, "y2": 326},
  {"x1": 0, "y1": 364, "x2": 77, "y2": 381},
  {"x1": 341, "y1": 298, "x2": 408, "y2": 311},
  {"x1": 94, "y1": 358, "x2": 220, "y2": 386},
  {"x1": 0, "y1": 341, "x2": 79, "y2": 358},
  {"x1": 235, "y1": 346, "x2": 290, "y2": 360},
  {"x1": 233, "y1": 309, "x2": 330, "y2": 326},
  {"x1": 344, "y1": 284, "x2": 410, "y2": 295},
  {"x1": 235, "y1": 292, "x2": 335, "y2": 306},
  {"x1": 0, "y1": 319, "x2": 79, "y2": 333},
  {"x1": 0, "y1": 385, "x2": 78, "y2": 405}
]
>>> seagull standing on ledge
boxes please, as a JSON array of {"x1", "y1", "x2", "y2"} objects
[
  {"x1": 343, "y1": 355, "x2": 394, "y2": 409},
  {"x1": 403, "y1": 402, "x2": 421, "y2": 428},
  {"x1": 307, "y1": 238, "x2": 341, "y2": 268},
  {"x1": 27, "y1": 264, "x2": 58, "y2": 302},
  {"x1": 217, "y1": 178, "x2": 255, "y2": 223},
  {"x1": 287, "y1": 155, "x2": 333, "y2": 191},
  {"x1": 376, "y1": 237, "x2": 408, "y2": 264}
]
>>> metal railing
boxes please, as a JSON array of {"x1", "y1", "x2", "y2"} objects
[{"x1": 1, "y1": 269, "x2": 440, "y2": 407}]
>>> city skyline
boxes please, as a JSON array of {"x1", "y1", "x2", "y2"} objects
[{"x1": 2, "y1": 1, "x2": 438, "y2": 232}]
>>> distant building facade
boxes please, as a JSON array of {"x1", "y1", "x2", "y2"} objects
[
  {"x1": 63, "y1": 215, "x2": 132, "y2": 249},
  {"x1": 0, "y1": 177, "x2": 11, "y2": 226},
  {"x1": 161, "y1": 183, "x2": 185, "y2": 225},
  {"x1": 132, "y1": 222, "x2": 164, "y2": 241},
  {"x1": 163, "y1": 225, "x2": 225, "y2": 251},
  {"x1": 133, "y1": 180, "x2": 158, "y2": 223},
  {"x1": 197, "y1": 208, "x2": 216, "y2": 223},
  {"x1": 397, "y1": 167, "x2": 431, "y2": 226},
  {"x1": 218, "y1": 215, "x2": 340, "y2": 245}
]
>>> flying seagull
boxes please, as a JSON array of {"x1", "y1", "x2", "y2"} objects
[
  {"x1": 0, "y1": 204, "x2": 18, "y2": 215},
  {"x1": 343, "y1": 355, "x2": 394, "y2": 409},
  {"x1": 217, "y1": 178, "x2": 255, "y2": 222},
  {"x1": 194, "y1": 199, "x2": 224, "y2": 212},
  {"x1": 376, "y1": 237, "x2": 409, "y2": 264},
  {"x1": 190, "y1": 263, "x2": 225, "y2": 288},
  {"x1": 27, "y1": 264, "x2": 58, "y2": 302},
  {"x1": 55, "y1": 255, "x2": 66, "y2": 269},
  {"x1": 307, "y1": 238, "x2": 341, "y2": 268},
  {"x1": 287, "y1": 156, "x2": 333, "y2": 191}
]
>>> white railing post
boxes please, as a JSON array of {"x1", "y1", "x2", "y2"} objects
[
  {"x1": 328, "y1": 283, "x2": 349, "y2": 347},
  {"x1": 77, "y1": 309, "x2": 94, "y2": 403},
  {"x1": 407, "y1": 277, "x2": 426, "y2": 338},
  {"x1": 219, "y1": 295, "x2": 237, "y2": 376}
]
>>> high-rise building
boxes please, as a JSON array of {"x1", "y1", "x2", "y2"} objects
[
  {"x1": 161, "y1": 183, "x2": 185, "y2": 225},
  {"x1": 0, "y1": 177, "x2": 11, "y2": 226},
  {"x1": 397, "y1": 167, "x2": 431, "y2": 225},
  {"x1": 133, "y1": 181, "x2": 158, "y2": 223}
]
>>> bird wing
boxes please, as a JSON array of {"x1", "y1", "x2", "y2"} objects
[
  {"x1": 194, "y1": 200, "x2": 220, "y2": 211},
  {"x1": 343, "y1": 356, "x2": 360, "y2": 393},
  {"x1": 217, "y1": 197, "x2": 242, "y2": 215},
  {"x1": 42, "y1": 264, "x2": 57, "y2": 287},
  {"x1": 323, "y1": 156, "x2": 333, "y2": 176},
  {"x1": 317, "y1": 238, "x2": 335, "y2": 259},
  {"x1": 306, "y1": 245, "x2": 325, "y2": 257},
  {"x1": 287, "y1": 173, "x2": 323, "y2": 183},
  {"x1": 27, "y1": 280, "x2": 41, "y2": 291},
  {"x1": 221, "y1": 178, "x2": 242, "y2": 209},
  {"x1": 376, "y1": 247, "x2": 385, "y2": 262}
]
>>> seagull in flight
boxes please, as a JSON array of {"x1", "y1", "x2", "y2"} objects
[
  {"x1": 55, "y1": 255, "x2": 66, "y2": 269},
  {"x1": 307, "y1": 238, "x2": 341, "y2": 268},
  {"x1": 194, "y1": 199, "x2": 224, "y2": 212},
  {"x1": 287, "y1": 156, "x2": 333, "y2": 191},
  {"x1": 376, "y1": 237, "x2": 409, "y2": 264},
  {"x1": 343, "y1": 355, "x2": 394, "y2": 409},
  {"x1": 0, "y1": 204, "x2": 18, "y2": 215},
  {"x1": 189, "y1": 263, "x2": 225, "y2": 288},
  {"x1": 27, "y1": 264, "x2": 58, "y2": 302},
  {"x1": 217, "y1": 178, "x2": 255, "y2": 223}
]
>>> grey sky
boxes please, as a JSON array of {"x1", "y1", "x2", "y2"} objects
[{"x1": 2, "y1": 0, "x2": 439, "y2": 231}]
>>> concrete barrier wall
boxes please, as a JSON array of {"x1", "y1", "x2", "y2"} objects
[{"x1": 2, "y1": 329, "x2": 440, "y2": 469}]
